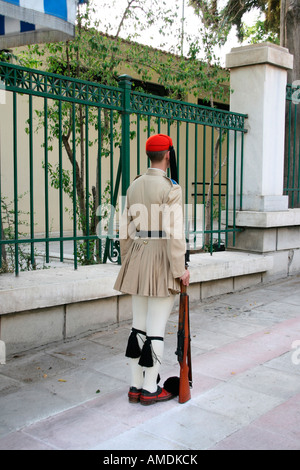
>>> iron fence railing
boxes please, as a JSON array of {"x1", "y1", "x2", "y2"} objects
[
  {"x1": 0, "y1": 62, "x2": 247, "y2": 275},
  {"x1": 284, "y1": 83, "x2": 300, "y2": 208}
]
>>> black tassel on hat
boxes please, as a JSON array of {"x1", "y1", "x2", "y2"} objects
[
  {"x1": 169, "y1": 146, "x2": 178, "y2": 183},
  {"x1": 125, "y1": 328, "x2": 145, "y2": 359}
]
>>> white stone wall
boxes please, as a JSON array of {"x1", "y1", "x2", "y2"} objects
[{"x1": 225, "y1": 43, "x2": 300, "y2": 278}]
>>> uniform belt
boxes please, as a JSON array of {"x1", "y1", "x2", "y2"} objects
[{"x1": 136, "y1": 230, "x2": 166, "y2": 238}]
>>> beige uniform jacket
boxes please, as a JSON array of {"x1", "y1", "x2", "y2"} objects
[{"x1": 114, "y1": 168, "x2": 186, "y2": 297}]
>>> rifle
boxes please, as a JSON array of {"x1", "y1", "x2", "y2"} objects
[
  {"x1": 176, "y1": 281, "x2": 192, "y2": 404},
  {"x1": 169, "y1": 141, "x2": 192, "y2": 402}
]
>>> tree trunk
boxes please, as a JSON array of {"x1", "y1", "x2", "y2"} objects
[
  {"x1": 205, "y1": 134, "x2": 220, "y2": 247},
  {"x1": 281, "y1": 0, "x2": 300, "y2": 83}
]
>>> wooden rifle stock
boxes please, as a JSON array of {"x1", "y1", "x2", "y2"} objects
[{"x1": 176, "y1": 282, "x2": 192, "y2": 404}]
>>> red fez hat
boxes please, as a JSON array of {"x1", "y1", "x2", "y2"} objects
[{"x1": 146, "y1": 134, "x2": 173, "y2": 152}]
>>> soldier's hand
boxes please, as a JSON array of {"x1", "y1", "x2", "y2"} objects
[{"x1": 180, "y1": 269, "x2": 190, "y2": 286}]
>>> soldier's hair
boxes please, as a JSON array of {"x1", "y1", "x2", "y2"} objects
[{"x1": 146, "y1": 150, "x2": 168, "y2": 163}]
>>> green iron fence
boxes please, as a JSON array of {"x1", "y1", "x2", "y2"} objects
[
  {"x1": 0, "y1": 62, "x2": 247, "y2": 275},
  {"x1": 284, "y1": 83, "x2": 300, "y2": 208}
]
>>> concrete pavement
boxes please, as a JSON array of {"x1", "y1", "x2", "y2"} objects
[{"x1": 1, "y1": 275, "x2": 300, "y2": 450}]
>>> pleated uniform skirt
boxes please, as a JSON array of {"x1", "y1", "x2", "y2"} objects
[{"x1": 114, "y1": 237, "x2": 181, "y2": 297}]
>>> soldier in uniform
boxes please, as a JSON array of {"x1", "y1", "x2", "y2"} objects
[{"x1": 114, "y1": 133, "x2": 190, "y2": 405}]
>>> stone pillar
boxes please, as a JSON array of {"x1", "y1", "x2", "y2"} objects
[
  {"x1": 225, "y1": 43, "x2": 300, "y2": 279},
  {"x1": 226, "y1": 43, "x2": 293, "y2": 212}
]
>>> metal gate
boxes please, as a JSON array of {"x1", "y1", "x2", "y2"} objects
[
  {"x1": 0, "y1": 62, "x2": 247, "y2": 275},
  {"x1": 284, "y1": 83, "x2": 300, "y2": 208}
]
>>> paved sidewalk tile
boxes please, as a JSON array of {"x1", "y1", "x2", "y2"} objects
[{"x1": 1, "y1": 275, "x2": 300, "y2": 450}]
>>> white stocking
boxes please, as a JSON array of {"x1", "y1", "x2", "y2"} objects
[{"x1": 129, "y1": 294, "x2": 175, "y2": 393}]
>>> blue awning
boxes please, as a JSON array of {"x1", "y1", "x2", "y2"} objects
[{"x1": 0, "y1": 0, "x2": 88, "y2": 48}]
